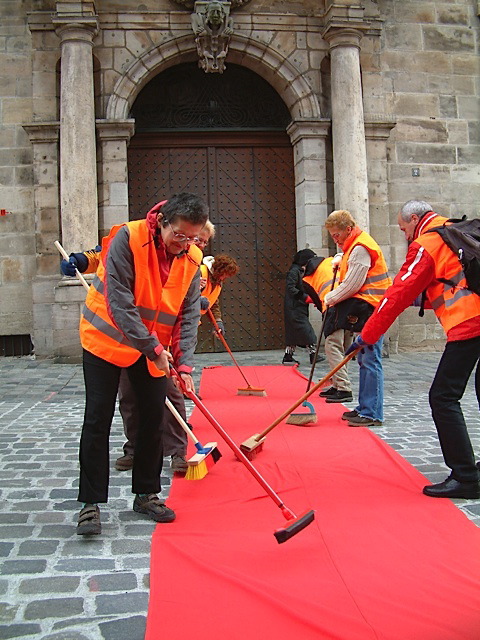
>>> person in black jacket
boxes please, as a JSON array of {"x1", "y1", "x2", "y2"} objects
[{"x1": 282, "y1": 249, "x2": 324, "y2": 365}]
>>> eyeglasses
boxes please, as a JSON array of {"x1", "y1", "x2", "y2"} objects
[
  {"x1": 195, "y1": 238, "x2": 209, "y2": 249},
  {"x1": 167, "y1": 221, "x2": 200, "y2": 244}
]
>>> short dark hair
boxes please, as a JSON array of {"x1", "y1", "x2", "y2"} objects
[{"x1": 161, "y1": 193, "x2": 209, "y2": 227}]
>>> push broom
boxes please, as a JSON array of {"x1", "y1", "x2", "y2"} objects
[
  {"x1": 165, "y1": 397, "x2": 221, "y2": 480},
  {"x1": 206, "y1": 308, "x2": 266, "y2": 396},
  {"x1": 240, "y1": 349, "x2": 360, "y2": 460},
  {"x1": 170, "y1": 365, "x2": 314, "y2": 543},
  {"x1": 290, "y1": 265, "x2": 339, "y2": 425}
]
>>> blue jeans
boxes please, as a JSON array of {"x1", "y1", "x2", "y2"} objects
[{"x1": 355, "y1": 335, "x2": 384, "y2": 422}]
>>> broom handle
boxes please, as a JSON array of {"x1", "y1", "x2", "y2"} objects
[
  {"x1": 170, "y1": 365, "x2": 296, "y2": 517},
  {"x1": 54, "y1": 240, "x2": 90, "y2": 292},
  {"x1": 257, "y1": 349, "x2": 360, "y2": 441},
  {"x1": 165, "y1": 397, "x2": 200, "y2": 446},
  {"x1": 305, "y1": 265, "x2": 338, "y2": 392},
  {"x1": 206, "y1": 308, "x2": 253, "y2": 389}
]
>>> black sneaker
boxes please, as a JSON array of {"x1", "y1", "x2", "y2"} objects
[
  {"x1": 325, "y1": 390, "x2": 353, "y2": 404},
  {"x1": 310, "y1": 353, "x2": 325, "y2": 365},
  {"x1": 342, "y1": 409, "x2": 358, "y2": 421},
  {"x1": 133, "y1": 494, "x2": 176, "y2": 523},
  {"x1": 319, "y1": 386, "x2": 336, "y2": 398},
  {"x1": 282, "y1": 353, "x2": 299, "y2": 365}
]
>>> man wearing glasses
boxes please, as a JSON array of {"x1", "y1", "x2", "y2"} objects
[{"x1": 76, "y1": 193, "x2": 208, "y2": 535}]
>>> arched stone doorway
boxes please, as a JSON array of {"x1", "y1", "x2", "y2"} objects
[{"x1": 127, "y1": 63, "x2": 295, "y2": 352}]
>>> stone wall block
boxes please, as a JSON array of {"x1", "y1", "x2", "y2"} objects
[
  {"x1": 383, "y1": 50, "x2": 449, "y2": 73},
  {"x1": 467, "y1": 121, "x2": 480, "y2": 145},
  {"x1": 423, "y1": 26, "x2": 475, "y2": 53},
  {"x1": 394, "y1": 118, "x2": 448, "y2": 143},
  {"x1": 32, "y1": 72, "x2": 57, "y2": 98},
  {"x1": 0, "y1": 285, "x2": 32, "y2": 333},
  {"x1": 390, "y1": 94, "x2": 439, "y2": 118},
  {"x1": 125, "y1": 31, "x2": 154, "y2": 58},
  {"x1": 436, "y1": 6, "x2": 469, "y2": 26},
  {"x1": 32, "y1": 97, "x2": 58, "y2": 121},
  {"x1": 394, "y1": 3, "x2": 435, "y2": 23},
  {"x1": 271, "y1": 31, "x2": 296, "y2": 58},
  {"x1": 101, "y1": 29, "x2": 126, "y2": 49},
  {"x1": 451, "y1": 54, "x2": 480, "y2": 76},
  {"x1": 396, "y1": 142, "x2": 456, "y2": 165},
  {"x1": 458, "y1": 145, "x2": 480, "y2": 164},
  {"x1": 3, "y1": 98, "x2": 33, "y2": 125},
  {"x1": 446, "y1": 121, "x2": 468, "y2": 145},
  {"x1": 385, "y1": 24, "x2": 422, "y2": 50},
  {"x1": 457, "y1": 96, "x2": 480, "y2": 120},
  {"x1": 438, "y1": 95, "x2": 458, "y2": 119}
]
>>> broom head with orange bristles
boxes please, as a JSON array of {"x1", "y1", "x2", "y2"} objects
[{"x1": 237, "y1": 386, "x2": 267, "y2": 397}]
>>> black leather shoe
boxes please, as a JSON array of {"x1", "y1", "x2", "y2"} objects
[{"x1": 423, "y1": 477, "x2": 480, "y2": 499}]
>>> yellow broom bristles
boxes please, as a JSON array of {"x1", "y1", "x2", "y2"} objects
[{"x1": 185, "y1": 459, "x2": 209, "y2": 480}]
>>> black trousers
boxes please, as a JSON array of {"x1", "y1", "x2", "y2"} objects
[
  {"x1": 78, "y1": 350, "x2": 167, "y2": 504},
  {"x1": 118, "y1": 372, "x2": 188, "y2": 457},
  {"x1": 429, "y1": 335, "x2": 480, "y2": 482}
]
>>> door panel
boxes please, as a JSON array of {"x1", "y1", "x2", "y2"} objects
[{"x1": 128, "y1": 133, "x2": 295, "y2": 351}]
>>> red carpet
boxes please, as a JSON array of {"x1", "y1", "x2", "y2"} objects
[{"x1": 146, "y1": 365, "x2": 480, "y2": 640}]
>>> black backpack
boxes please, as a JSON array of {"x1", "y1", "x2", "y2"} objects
[{"x1": 426, "y1": 216, "x2": 480, "y2": 296}]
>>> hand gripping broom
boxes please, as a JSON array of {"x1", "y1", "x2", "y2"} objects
[
  {"x1": 240, "y1": 349, "x2": 360, "y2": 460},
  {"x1": 165, "y1": 397, "x2": 221, "y2": 480},
  {"x1": 288, "y1": 265, "x2": 339, "y2": 425},
  {"x1": 170, "y1": 365, "x2": 314, "y2": 543},
  {"x1": 206, "y1": 308, "x2": 266, "y2": 396},
  {"x1": 54, "y1": 240, "x2": 90, "y2": 291}
]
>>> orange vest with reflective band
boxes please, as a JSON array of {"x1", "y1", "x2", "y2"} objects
[
  {"x1": 303, "y1": 257, "x2": 336, "y2": 306},
  {"x1": 339, "y1": 229, "x2": 392, "y2": 307},
  {"x1": 199, "y1": 264, "x2": 222, "y2": 315},
  {"x1": 416, "y1": 216, "x2": 480, "y2": 333},
  {"x1": 80, "y1": 220, "x2": 202, "y2": 377}
]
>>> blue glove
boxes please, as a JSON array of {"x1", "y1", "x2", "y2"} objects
[
  {"x1": 200, "y1": 296, "x2": 210, "y2": 311},
  {"x1": 345, "y1": 335, "x2": 372, "y2": 356},
  {"x1": 61, "y1": 255, "x2": 78, "y2": 277},
  {"x1": 214, "y1": 320, "x2": 225, "y2": 337}
]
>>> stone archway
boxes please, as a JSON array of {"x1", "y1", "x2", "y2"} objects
[{"x1": 103, "y1": 34, "x2": 329, "y2": 255}]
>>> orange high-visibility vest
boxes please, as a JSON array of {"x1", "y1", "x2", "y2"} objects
[
  {"x1": 339, "y1": 230, "x2": 392, "y2": 307},
  {"x1": 303, "y1": 257, "x2": 336, "y2": 307},
  {"x1": 416, "y1": 217, "x2": 480, "y2": 333},
  {"x1": 80, "y1": 220, "x2": 202, "y2": 377},
  {"x1": 199, "y1": 263, "x2": 222, "y2": 315}
]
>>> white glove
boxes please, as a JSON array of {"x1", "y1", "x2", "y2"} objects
[{"x1": 332, "y1": 253, "x2": 343, "y2": 268}]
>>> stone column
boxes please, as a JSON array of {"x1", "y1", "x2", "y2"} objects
[
  {"x1": 287, "y1": 118, "x2": 331, "y2": 256},
  {"x1": 53, "y1": 14, "x2": 99, "y2": 253},
  {"x1": 96, "y1": 119, "x2": 135, "y2": 238},
  {"x1": 324, "y1": 28, "x2": 369, "y2": 231}
]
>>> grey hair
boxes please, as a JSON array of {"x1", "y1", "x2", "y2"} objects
[{"x1": 399, "y1": 200, "x2": 433, "y2": 222}]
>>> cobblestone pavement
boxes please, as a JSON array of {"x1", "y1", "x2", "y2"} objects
[{"x1": 0, "y1": 350, "x2": 479, "y2": 640}]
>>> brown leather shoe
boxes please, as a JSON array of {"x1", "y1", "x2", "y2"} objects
[{"x1": 115, "y1": 453, "x2": 133, "y2": 471}]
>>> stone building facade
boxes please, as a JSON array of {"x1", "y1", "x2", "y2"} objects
[{"x1": 0, "y1": 0, "x2": 479, "y2": 360}]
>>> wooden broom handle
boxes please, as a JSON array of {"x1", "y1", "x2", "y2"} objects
[
  {"x1": 206, "y1": 308, "x2": 253, "y2": 388},
  {"x1": 54, "y1": 240, "x2": 90, "y2": 292},
  {"x1": 256, "y1": 349, "x2": 360, "y2": 441}
]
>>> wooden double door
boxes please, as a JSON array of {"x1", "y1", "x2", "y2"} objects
[{"x1": 128, "y1": 132, "x2": 295, "y2": 352}]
